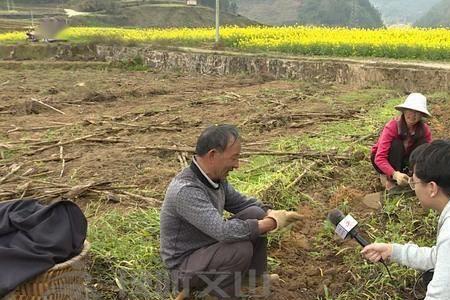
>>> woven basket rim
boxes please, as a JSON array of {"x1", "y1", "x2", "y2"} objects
[{"x1": 50, "y1": 240, "x2": 90, "y2": 271}]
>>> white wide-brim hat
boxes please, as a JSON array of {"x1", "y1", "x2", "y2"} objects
[{"x1": 395, "y1": 93, "x2": 431, "y2": 117}]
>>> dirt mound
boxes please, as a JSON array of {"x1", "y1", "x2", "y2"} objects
[{"x1": 329, "y1": 186, "x2": 365, "y2": 208}]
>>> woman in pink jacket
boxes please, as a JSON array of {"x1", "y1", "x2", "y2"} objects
[{"x1": 371, "y1": 93, "x2": 432, "y2": 190}]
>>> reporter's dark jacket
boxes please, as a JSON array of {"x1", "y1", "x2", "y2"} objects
[{"x1": 0, "y1": 199, "x2": 87, "y2": 297}]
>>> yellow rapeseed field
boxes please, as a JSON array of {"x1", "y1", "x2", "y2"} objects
[
  {"x1": 1, "y1": 26, "x2": 450, "y2": 60},
  {"x1": 0, "y1": 31, "x2": 23, "y2": 43}
]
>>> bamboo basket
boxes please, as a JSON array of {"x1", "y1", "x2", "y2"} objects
[{"x1": 6, "y1": 240, "x2": 91, "y2": 300}]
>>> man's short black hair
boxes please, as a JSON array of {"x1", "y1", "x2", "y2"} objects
[
  {"x1": 415, "y1": 140, "x2": 450, "y2": 195},
  {"x1": 195, "y1": 124, "x2": 240, "y2": 156},
  {"x1": 409, "y1": 143, "x2": 430, "y2": 172}
]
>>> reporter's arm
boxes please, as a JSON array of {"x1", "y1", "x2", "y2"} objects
[
  {"x1": 391, "y1": 243, "x2": 435, "y2": 271},
  {"x1": 424, "y1": 235, "x2": 450, "y2": 299}
]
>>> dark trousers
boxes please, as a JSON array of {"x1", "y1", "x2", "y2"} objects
[
  {"x1": 173, "y1": 206, "x2": 267, "y2": 299},
  {"x1": 371, "y1": 139, "x2": 410, "y2": 175}
]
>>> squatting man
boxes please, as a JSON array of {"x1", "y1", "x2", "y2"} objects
[{"x1": 160, "y1": 124, "x2": 302, "y2": 298}]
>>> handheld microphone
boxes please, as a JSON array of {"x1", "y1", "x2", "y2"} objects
[
  {"x1": 327, "y1": 209, "x2": 393, "y2": 280},
  {"x1": 327, "y1": 209, "x2": 369, "y2": 247}
]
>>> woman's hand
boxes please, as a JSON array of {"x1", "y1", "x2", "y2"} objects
[{"x1": 392, "y1": 171, "x2": 410, "y2": 186}]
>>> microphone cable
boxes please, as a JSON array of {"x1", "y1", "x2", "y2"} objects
[{"x1": 379, "y1": 258, "x2": 393, "y2": 280}]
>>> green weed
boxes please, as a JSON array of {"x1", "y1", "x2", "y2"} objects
[{"x1": 87, "y1": 203, "x2": 167, "y2": 299}]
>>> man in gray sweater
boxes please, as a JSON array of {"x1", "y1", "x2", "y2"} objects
[
  {"x1": 362, "y1": 140, "x2": 450, "y2": 299},
  {"x1": 160, "y1": 124, "x2": 302, "y2": 299}
]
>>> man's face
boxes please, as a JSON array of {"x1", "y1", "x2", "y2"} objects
[
  {"x1": 212, "y1": 138, "x2": 241, "y2": 181},
  {"x1": 412, "y1": 173, "x2": 430, "y2": 209}
]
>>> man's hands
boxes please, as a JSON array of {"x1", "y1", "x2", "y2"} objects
[
  {"x1": 392, "y1": 171, "x2": 410, "y2": 186},
  {"x1": 266, "y1": 209, "x2": 302, "y2": 232},
  {"x1": 361, "y1": 243, "x2": 393, "y2": 263}
]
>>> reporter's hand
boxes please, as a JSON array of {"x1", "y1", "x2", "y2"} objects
[
  {"x1": 266, "y1": 209, "x2": 302, "y2": 232},
  {"x1": 392, "y1": 171, "x2": 410, "y2": 186},
  {"x1": 361, "y1": 243, "x2": 393, "y2": 263}
]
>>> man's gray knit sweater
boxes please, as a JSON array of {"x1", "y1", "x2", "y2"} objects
[
  {"x1": 160, "y1": 163, "x2": 265, "y2": 270},
  {"x1": 391, "y1": 200, "x2": 450, "y2": 299}
]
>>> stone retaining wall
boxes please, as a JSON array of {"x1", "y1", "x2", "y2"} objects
[{"x1": 1, "y1": 43, "x2": 449, "y2": 92}]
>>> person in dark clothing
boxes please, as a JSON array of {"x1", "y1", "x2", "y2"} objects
[
  {"x1": 160, "y1": 125, "x2": 302, "y2": 299},
  {"x1": 0, "y1": 199, "x2": 87, "y2": 297},
  {"x1": 371, "y1": 93, "x2": 432, "y2": 190}
]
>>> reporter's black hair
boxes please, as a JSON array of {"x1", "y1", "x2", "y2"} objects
[
  {"x1": 414, "y1": 140, "x2": 450, "y2": 196},
  {"x1": 409, "y1": 143, "x2": 430, "y2": 172}
]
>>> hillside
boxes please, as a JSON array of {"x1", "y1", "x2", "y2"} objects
[
  {"x1": 415, "y1": 0, "x2": 450, "y2": 28},
  {"x1": 235, "y1": 0, "x2": 303, "y2": 25},
  {"x1": 69, "y1": 4, "x2": 257, "y2": 27},
  {"x1": 236, "y1": 0, "x2": 383, "y2": 28},
  {"x1": 0, "y1": 1, "x2": 257, "y2": 32},
  {"x1": 297, "y1": 0, "x2": 383, "y2": 28},
  {"x1": 369, "y1": 0, "x2": 441, "y2": 26}
]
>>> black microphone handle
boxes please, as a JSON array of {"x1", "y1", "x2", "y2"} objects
[
  {"x1": 333, "y1": 215, "x2": 394, "y2": 280},
  {"x1": 349, "y1": 229, "x2": 369, "y2": 247}
]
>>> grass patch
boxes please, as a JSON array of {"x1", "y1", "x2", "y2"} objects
[
  {"x1": 230, "y1": 88, "x2": 402, "y2": 206},
  {"x1": 112, "y1": 56, "x2": 150, "y2": 71},
  {"x1": 324, "y1": 193, "x2": 437, "y2": 300},
  {"x1": 87, "y1": 204, "x2": 167, "y2": 299},
  {"x1": 273, "y1": 93, "x2": 402, "y2": 155},
  {"x1": 230, "y1": 157, "x2": 308, "y2": 210}
]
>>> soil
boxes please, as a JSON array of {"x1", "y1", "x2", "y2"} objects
[{"x1": 0, "y1": 61, "x2": 448, "y2": 299}]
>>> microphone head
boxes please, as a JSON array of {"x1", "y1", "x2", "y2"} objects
[{"x1": 327, "y1": 209, "x2": 345, "y2": 226}]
